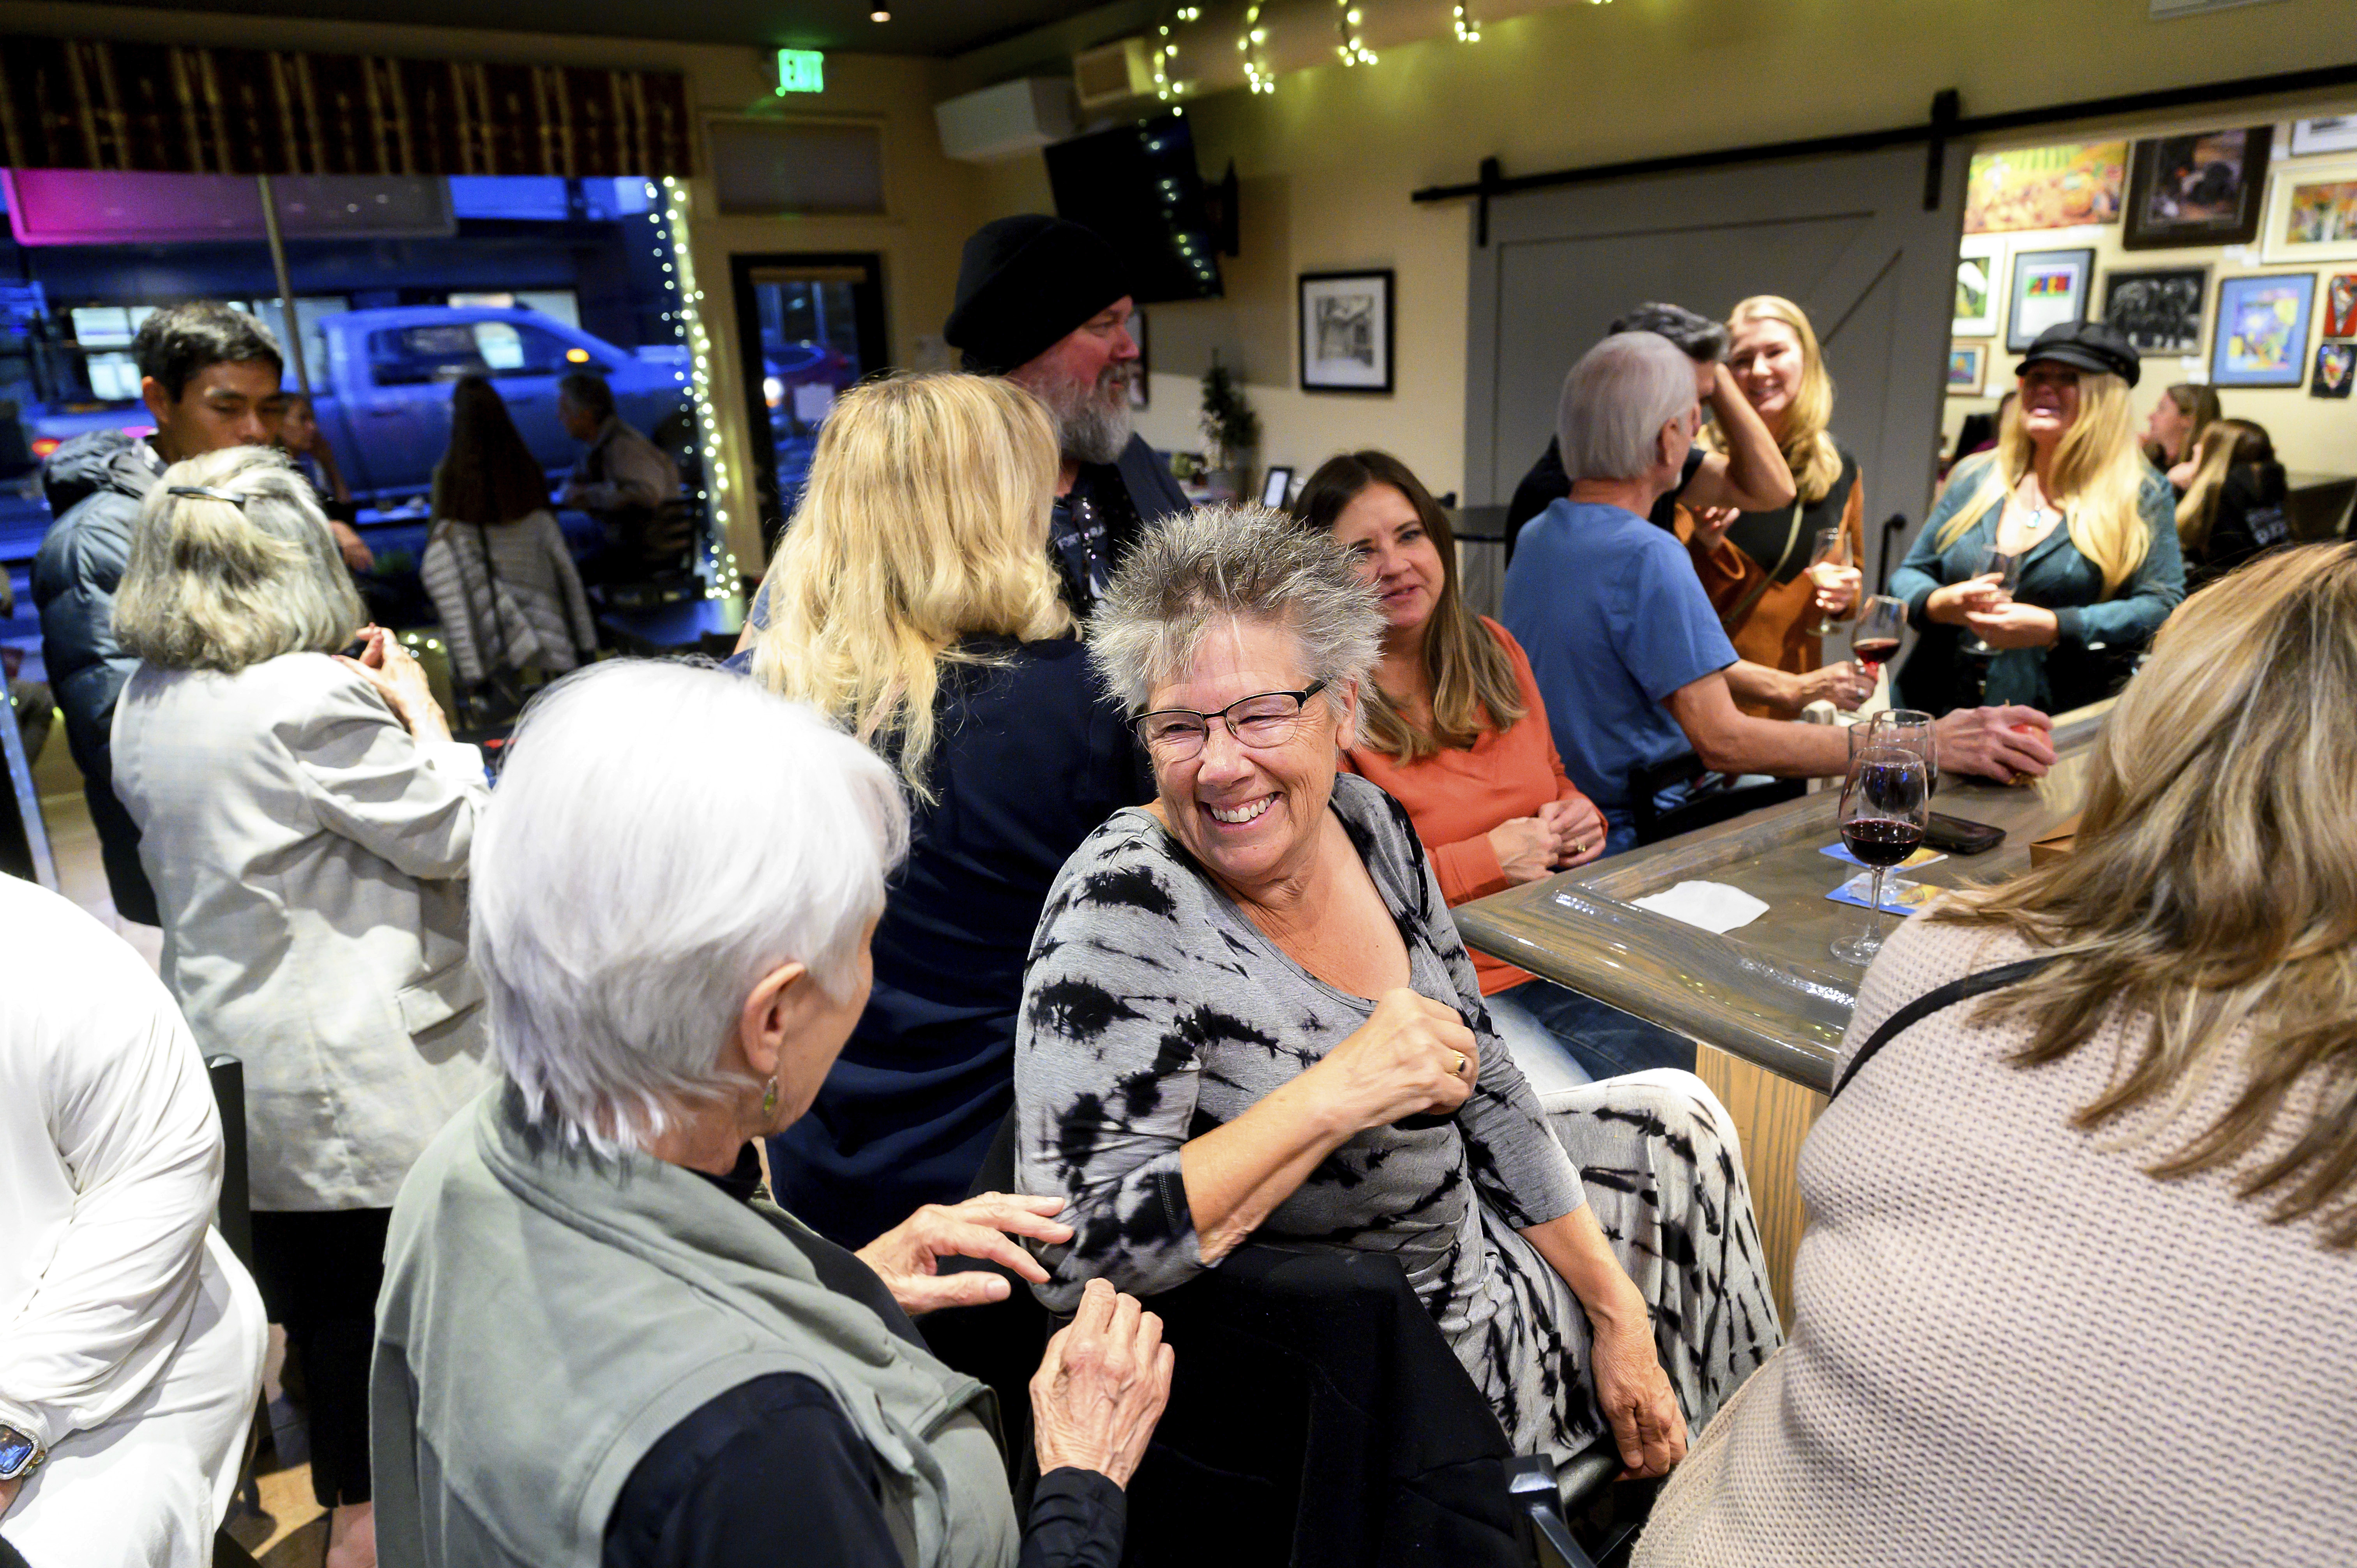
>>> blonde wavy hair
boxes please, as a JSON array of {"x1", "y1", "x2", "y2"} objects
[
  {"x1": 747, "y1": 373, "x2": 1072, "y2": 799},
  {"x1": 1933, "y1": 543, "x2": 2357, "y2": 1247},
  {"x1": 1719, "y1": 295, "x2": 1843, "y2": 504},
  {"x1": 1930, "y1": 370, "x2": 2151, "y2": 595}
]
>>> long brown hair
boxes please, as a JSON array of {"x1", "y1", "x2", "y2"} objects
[
  {"x1": 1934, "y1": 543, "x2": 2357, "y2": 1247},
  {"x1": 2174, "y1": 417, "x2": 2273, "y2": 555},
  {"x1": 431, "y1": 376, "x2": 554, "y2": 528},
  {"x1": 1294, "y1": 450, "x2": 1524, "y2": 763},
  {"x1": 2143, "y1": 380, "x2": 2221, "y2": 468}
]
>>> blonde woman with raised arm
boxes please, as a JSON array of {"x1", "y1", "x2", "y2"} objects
[
  {"x1": 1636, "y1": 542, "x2": 2357, "y2": 1566},
  {"x1": 740, "y1": 373, "x2": 1150, "y2": 1248},
  {"x1": 1889, "y1": 321, "x2": 2183, "y2": 716}
]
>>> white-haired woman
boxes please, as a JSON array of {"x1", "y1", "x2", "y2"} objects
[
  {"x1": 110, "y1": 447, "x2": 488, "y2": 1568},
  {"x1": 1635, "y1": 542, "x2": 2357, "y2": 1565},
  {"x1": 739, "y1": 372, "x2": 1148, "y2": 1249},
  {"x1": 1891, "y1": 321, "x2": 2185, "y2": 716},
  {"x1": 1014, "y1": 505, "x2": 1781, "y2": 1476},
  {"x1": 373, "y1": 660, "x2": 1172, "y2": 1568}
]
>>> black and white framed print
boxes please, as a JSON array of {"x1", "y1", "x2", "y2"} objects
[
  {"x1": 1298, "y1": 269, "x2": 1394, "y2": 394},
  {"x1": 2102, "y1": 266, "x2": 2208, "y2": 355}
]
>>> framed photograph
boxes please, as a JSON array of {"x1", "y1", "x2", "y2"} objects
[
  {"x1": 2101, "y1": 266, "x2": 2209, "y2": 355},
  {"x1": 2313, "y1": 342, "x2": 2356, "y2": 399},
  {"x1": 2122, "y1": 127, "x2": 2271, "y2": 249},
  {"x1": 1125, "y1": 307, "x2": 1149, "y2": 410},
  {"x1": 1954, "y1": 235, "x2": 2002, "y2": 336},
  {"x1": 2290, "y1": 117, "x2": 2357, "y2": 157},
  {"x1": 2261, "y1": 156, "x2": 2357, "y2": 263},
  {"x1": 1298, "y1": 269, "x2": 1393, "y2": 394},
  {"x1": 2326, "y1": 274, "x2": 2357, "y2": 338},
  {"x1": 1965, "y1": 141, "x2": 2126, "y2": 234},
  {"x1": 2006, "y1": 248, "x2": 2094, "y2": 352},
  {"x1": 2211, "y1": 273, "x2": 2318, "y2": 388},
  {"x1": 1946, "y1": 343, "x2": 1988, "y2": 396},
  {"x1": 1258, "y1": 466, "x2": 1295, "y2": 509}
]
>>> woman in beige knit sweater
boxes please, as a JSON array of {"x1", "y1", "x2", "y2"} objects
[{"x1": 1636, "y1": 542, "x2": 2357, "y2": 1566}]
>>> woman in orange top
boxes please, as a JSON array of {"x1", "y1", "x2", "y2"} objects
[{"x1": 1300, "y1": 451, "x2": 1693, "y2": 1088}]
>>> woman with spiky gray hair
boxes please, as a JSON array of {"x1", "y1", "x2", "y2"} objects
[{"x1": 1016, "y1": 504, "x2": 1781, "y2": 1475}]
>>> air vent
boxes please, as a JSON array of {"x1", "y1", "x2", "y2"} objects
[{"x1": 1073, "y1": 37, "x2": 1154, "y2": 110}]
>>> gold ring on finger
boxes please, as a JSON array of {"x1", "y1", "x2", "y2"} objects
[{"x1": 1451, "y1": 1050, "x2": 1468, "y2": 1078}]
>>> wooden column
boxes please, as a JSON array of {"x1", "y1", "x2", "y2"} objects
[{"x1": 1694, "y1": 1042, "x2": 1826, "y2": 1324}]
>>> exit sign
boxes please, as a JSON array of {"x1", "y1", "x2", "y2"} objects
[{"x1": 775, "y1": 49, "x2": 825, "y2": 94}]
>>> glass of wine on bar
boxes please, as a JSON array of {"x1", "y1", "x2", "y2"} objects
[
  {"x1": 1850, "y1": 595, "x2": 1905, "y2": 694},
  {"x1": 1867, "y1": 708, "x2": 1938, "y2": 800},
  {"x1": 1831, "y1": 743, "x2": 1929, "y2": 966}
]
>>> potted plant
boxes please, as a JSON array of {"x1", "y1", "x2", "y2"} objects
[{"x1": 1199, "y1": 352, "x2": 1260, "y2": 501}]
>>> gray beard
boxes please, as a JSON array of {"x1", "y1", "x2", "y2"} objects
[{"x1": 1031, "y1": 366, "x2": 1132, "y2": 466}]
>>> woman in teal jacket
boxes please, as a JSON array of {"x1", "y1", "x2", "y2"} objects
[{"x1": 1892, "y1": 323, "x2": 2183, "y2": 716}]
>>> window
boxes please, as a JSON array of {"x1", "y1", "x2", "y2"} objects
[
  {"x1": 369, "y1": 323, "x2": 486, "y2": 387},
  {"x1": 479, "y1": 321, "x2": 580, "y2": 377}
]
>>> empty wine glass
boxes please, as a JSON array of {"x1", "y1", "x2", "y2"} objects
[
  {"x1": 1850, "y1": 595, "x2": 1906, "y2": 693},
  {"x1": 1805, "y1": 525, "x2": 1850, "y2": 636},
  {"x1": 1867, "y1": 708, "x2": 1938, "y2": 800},
  {"x1": 1831, "y1": 744, "x2": 1929, "y2": 966},
  {"x1": 1959, "y1": 545, "x2": 2022, "y2": 657}
]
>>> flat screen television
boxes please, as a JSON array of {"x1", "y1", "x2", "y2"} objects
[{"x1": 1044, "y1": 115, "x2": 1223, "y2": 304}]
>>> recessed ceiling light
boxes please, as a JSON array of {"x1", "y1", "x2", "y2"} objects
[{"x1": 870, "y1": 8, "x2": 890, "y2": 19}]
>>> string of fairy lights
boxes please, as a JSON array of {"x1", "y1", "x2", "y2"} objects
[
  {"x1": 1334, "y1": 0, "x2": 1376, "y2": 65},
  {"x1": 1143, "y1": 0, "x2": 1613, "y2": 101},
  {"x1": 655, "y1": 175, "x2": 741, "y2": 598}
]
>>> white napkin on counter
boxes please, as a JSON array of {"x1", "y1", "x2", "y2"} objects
[{"x1": 1631, "y1": 879, "x2": 1770, "y2": 934}]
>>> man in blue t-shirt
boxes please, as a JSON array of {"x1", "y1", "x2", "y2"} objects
[{"x1": 1504, "y1": 332, "x2": 2059, "y2": 855}]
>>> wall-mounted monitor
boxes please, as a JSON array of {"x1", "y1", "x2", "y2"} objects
[{"x1": 1044, "y1": 114, "x2": 1223, "y2": 304}]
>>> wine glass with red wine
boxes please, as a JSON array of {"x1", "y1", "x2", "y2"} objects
[
  {"x1": 1831, "y1": 743, "x2": 1929, "y2": 966},
  {"x1": 1850, "y1": 595, "x2": 1906, "y2": 690}
]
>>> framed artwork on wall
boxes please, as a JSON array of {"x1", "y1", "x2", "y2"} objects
[
  {"x1": 2261, "y1": 156, "x2": 2357, "y2": 264},
  {"x1": 1946, "y1": 343, "x2": 1988, "y2": 396},
  {"x1": 1964, "y1": 141, "x2": 2126, "y2": 234},
  {"x1": 2122, "y1": 127, "x2": 2271, "y2": 249},
  {"x1": 1298, "y1": 269, "x2": 1394, "y2": 394},
  {"x1": 2325, "y1": 274, "x2": 2357, "y2": 339},
  {"x1": 2313, "y1": 342, "x2": 2355, "y2": 399},
  {"x1": 2101, "y1": 266, "x2": 2208, "y2": 355},
  {"x1": 2289, "y1": 117, "x2": 2357, "y2": 157},
  {"x1": 2211, "y1": 273, "x2": 2317, "y2": 388},
  {"x1": 1126, "y1": 307, "x2": 1150, "y2": 410},
  {"x1": 1954, "y1": 235, "x2": 2002, "y2": 336},
  {"x1": 2006, "y1": 248, "x2": 2094, "y2": 352}
]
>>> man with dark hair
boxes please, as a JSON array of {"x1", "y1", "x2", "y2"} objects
[
  {"x1": 33, "y1": 301, "x2": 288, "y2": 928},
  {"x1": 1503, "y1": 302, "x2": 1795, "y2": 560},
  {"x1": 943, "y1": 215, "x2": 1190, "y2": 610},
  {"x1": 557, "y1": 372, "x2": 680, "y2": 582}
]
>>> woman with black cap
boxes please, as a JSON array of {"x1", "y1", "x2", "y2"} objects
[{"x1": 1890, "y1": 321, "x2": 2184, "y2": 716}]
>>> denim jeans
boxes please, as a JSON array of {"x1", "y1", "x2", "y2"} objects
[{"x1": 1486, "y1": 978, "x2": 1695, "y2": 1090}]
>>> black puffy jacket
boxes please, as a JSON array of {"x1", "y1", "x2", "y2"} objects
[{"x1": 33, "y1": 429, "x2": 163, "y2": 924}]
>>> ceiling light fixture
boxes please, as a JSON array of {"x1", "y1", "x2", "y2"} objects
[{"x1": 869, "y1": 9, "x2": 890, "y2": 21}]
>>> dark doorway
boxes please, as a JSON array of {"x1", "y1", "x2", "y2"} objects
[{"x1": 728, "y1": 252, "x2": 886, "y2": 557}]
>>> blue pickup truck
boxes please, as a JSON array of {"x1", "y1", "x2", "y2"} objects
[{"x1": 28, "y1": 306, "x2": 690, "y2": 506}]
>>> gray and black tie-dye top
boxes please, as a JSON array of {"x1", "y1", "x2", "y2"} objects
[{"x1": 1013, "y1": 772, "x2": 1586, "y2": 1333}]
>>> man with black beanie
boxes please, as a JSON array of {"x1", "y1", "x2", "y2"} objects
[{"x1": 943, "y1": 214, "x2": 1191, "y2": 609}]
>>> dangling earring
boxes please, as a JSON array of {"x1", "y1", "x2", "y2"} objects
[{"x1": 760, "y1": 1077, "x2": 779, "y2": 1121}]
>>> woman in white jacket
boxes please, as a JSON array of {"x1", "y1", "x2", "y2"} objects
[
  {"x1": 111, "y1": 447, "x2": 489, "y2": 1568},
  {"x1": 0, "y1": 876, "x2": 268, "y2": 1568}
]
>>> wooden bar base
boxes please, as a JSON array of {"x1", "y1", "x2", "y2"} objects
[{"x1": 1694, "y1": 1042, "x2": 1826, "y2": 1324}]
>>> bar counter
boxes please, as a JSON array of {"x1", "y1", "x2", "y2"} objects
[{"x1": 1456, "y1": 701, "x2": 2112, "y2": 1094}]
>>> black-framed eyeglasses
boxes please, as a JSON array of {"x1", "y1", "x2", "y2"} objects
[{"x1": 1130, "y1": 680, "x2": 1329, "y2": 759}]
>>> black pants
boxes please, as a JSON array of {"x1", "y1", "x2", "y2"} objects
[{"x1": 247, "y1": 1208, "x2": 391, "y2": 1509}]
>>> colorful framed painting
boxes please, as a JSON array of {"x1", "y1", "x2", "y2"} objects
[
  {"x1": 2122, "y1": 127, "x2": 2271, "y2": 249},
  {"x1": 2101, "y1": 267, "x2": 2208, "y2": 355},
  {"x1": 2326, "y1": 274, "x2": 2357, "y2": 339},
  {"x1": 1964, "y1": 141, "x2": 2126, "y2": 235},
  {"x1": 2313, "y1": 342, "x2": 2355, "y2": 399},
  {"x1": 2262, "y1": 156, "x2": 2357, "y2": 264},
  {"x1": 1954, "y1": 235, "x2": 2002, "y2": 336},
  {"x1": 2006, "y1": 248, "x2": 2094, "y2": 353},
  {"x1": 2211, "y1": 273, "x2": 2317, "y2": 388},
  {"x1": 1946, "y1": 343, "x2": 1988, "y2": 396}
]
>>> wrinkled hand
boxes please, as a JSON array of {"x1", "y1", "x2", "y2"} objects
[
  {"x1": 1934, "y1": 704, "x2": 2055, "y2": 785},
  {"x1": 1808, "y1": 562, "x2": 1862, "y2": 618},
  {"x1": 1589, "y1": 1306, "x2": 1687, "y2": 1478},
  {"x1": 1487, "y1": 817, "x2": 1557, "y2": 885},
  {"x1": 1032, "y1": 1278, "x2": 1174, "y2": 1488},
  {"x1": 1798, "y1": 660, "x2": 1873, "y2": 712},
  {"x1": 1319, "y1": 988, "x2": 1477, "y2": 1130},
  {"x1": 856, "y1": 1193, "x2": 1073, "y2": 1316},
  {"x1": 1960, "y1": 600, "x2": 2059, "y2": 650},
  {"x1": 330, "y1": 519, "x2": 375, "y2": 575},
  {"x1": 1688, "y1": 505, "x2": 1739, "y2": 551},
  {"x1": 1537, "y1": 795, "x2": 1607, "y2": 869},
  {"x1": 335, "y1": 626, "x2": 451, "y2": 743},
  {"x1": 1924, "y1": 571, "x2": 2008, "y2": 627}
]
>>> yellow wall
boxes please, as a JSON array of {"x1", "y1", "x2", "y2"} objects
[
  {"x1": 1942, "y1": 121, "x2": 2357, "y2": 477},
  {"x1": 0, "y1": 2, "x2": 992, "y2": 569},
  {"x1": 977, "y1": 0, "x2": 2357, "y2": 499}
]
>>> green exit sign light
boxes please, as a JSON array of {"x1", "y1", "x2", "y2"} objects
[{"x1": 775, "y1": 49, "x2": 825, "y2": 94}]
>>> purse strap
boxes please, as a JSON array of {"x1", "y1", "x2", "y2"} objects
[
  {"x1": 1719, "y1": 500, "x2": 1805, "y2": 633},
  {"x1": 1829, "y1": 954, "x2": 2059, "y2": 1102}
]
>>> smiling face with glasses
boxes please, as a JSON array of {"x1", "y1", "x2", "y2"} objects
[{"x1": 1134, "y1": 618, "x2": 1356, "y2": 895}]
